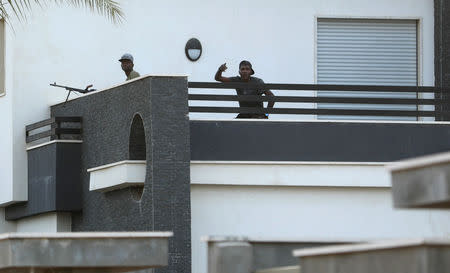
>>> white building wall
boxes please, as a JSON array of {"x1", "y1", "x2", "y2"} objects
[
  {"x1": 0, "y1": 23, "x2": 20, "y2": 208},
  {"x1": 16, "y1": 212, "x2": 71, "y2": 233},
  {"x1": 191, "y1": 185, "x2": 450, "y2": 273},
  {"x1": 0, "y1": 86, "x2": 13, "y2": 205},
  {"x1": 190, "y1": 162, "x2": 450, "y2": 273}
]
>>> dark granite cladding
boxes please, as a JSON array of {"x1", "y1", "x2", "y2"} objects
[
  {"x1": 5, "y1": 142, "x2": 82, "y2": 220},
  {"x1": 435, "y1": 0, "x2": 450, "y2": 120},
  {"x1": 51, "y1": 76, "x2": 191, "y2": 273},
  {"x1": 190, "y1": 120, "x2": 450, "y2": 162}
]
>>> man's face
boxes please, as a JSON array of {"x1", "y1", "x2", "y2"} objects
[
  {"x1": 121, "y1": 59, "x2": 134, "y2": 73},
  {"x1": 239, "y1": 64, "x2": 252, "y2": 80}
]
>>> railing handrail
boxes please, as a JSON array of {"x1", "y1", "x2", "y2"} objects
[
  {"x1": 190, "y1": 107, "x2": 436, "y2": 117},
  {"x1": 26, "y1": 116, "x2": 82, "y2": 144},
  {"x1": 188, "y1": 82, "x2": 450, "y2": 119},
  {"x1": 189, "y1": 94, "x2": 450, "y2": 105},
  {"x1": 188, "y1": 82, "x2": 450, "y2": 93}
]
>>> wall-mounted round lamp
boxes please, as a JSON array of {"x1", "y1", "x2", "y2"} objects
[{"x1": 185, "y1": 38, "x2": 202, "y2": 62}]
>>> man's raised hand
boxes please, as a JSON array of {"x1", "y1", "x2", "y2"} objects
[{"x1": 218, "y1": 63, "x2": 228, "y2": 72}]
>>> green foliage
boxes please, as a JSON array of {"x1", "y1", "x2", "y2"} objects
[{"x1": 0, "y1": 0, "x2": 124, "y2": 24}]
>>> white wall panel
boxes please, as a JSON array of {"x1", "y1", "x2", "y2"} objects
[
  {"x1": 16, "y1": 212, "x2": 71, "y2": 233},
  {"x1": 191, "y1": 161, "x2": 390, "y2": 187},
  {"x1": 0, "y1": 22, "x2": 15, "y2": 205}
]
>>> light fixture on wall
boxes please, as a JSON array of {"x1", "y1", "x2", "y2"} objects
[{"x1": 185, "y1": 38, "x2": 202, "y2": 62}]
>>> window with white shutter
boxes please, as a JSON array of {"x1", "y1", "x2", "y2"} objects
[{"x1": 317, "y1": 18, "x2": 418, "y2": 120}]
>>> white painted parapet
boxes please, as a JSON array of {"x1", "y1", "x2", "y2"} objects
[
  {"x1": 191, "y1": 161, "x2": 390, "y2": 187},
  {"x1": 88, "y1": 160, "x2": 146, "y2": 192}
]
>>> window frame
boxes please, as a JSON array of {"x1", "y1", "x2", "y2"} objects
[
  {"x1": 314, "y1": 16, "x2": 422, "y2": 121},
  {"x1": 0, "y1": 19, "x2": 5, "y2": 97}
]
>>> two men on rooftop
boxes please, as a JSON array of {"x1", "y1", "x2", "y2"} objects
[
  {"x1": 215, "y1": 60, "x2": 274, "y2": 119},
  {"x1": 118, "y1": 55, "x2": 273, "y2": 119}
]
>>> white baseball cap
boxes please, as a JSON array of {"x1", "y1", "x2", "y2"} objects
[{"x1": 119, "y1": 53, "x2": 134, "y2": 62}]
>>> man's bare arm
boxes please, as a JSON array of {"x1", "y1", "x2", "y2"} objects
[{"x1": 214, "y1": 63, "x2": 231, "y2": 82}]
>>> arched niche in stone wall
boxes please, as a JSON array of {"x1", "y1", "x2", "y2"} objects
[
  {"x1": 87, "y1": 113, "x2": 148, "y2": 201},
  {"x1": 129, "y1": 114, "x2": 146, "y2": 160},
  {"x1": 128, "y1": 113, "x2": 147, "y2": 201}
]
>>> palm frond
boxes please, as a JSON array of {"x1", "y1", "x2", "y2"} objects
[{"x1": 0, "y1": 0, "x2": 124, "y2": 24}]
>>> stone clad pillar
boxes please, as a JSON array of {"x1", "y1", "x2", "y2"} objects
[{"x1": 51, "y1": 76, "x2": 191, "y2": 273}]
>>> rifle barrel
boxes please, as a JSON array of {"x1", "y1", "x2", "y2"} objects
[{"x1": 50, "y1": 83, "x2": 94, "y2": 93}]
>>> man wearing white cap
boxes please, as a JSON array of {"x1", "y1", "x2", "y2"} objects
[{"x1": 119, "y1": 53, "x2": 140, "y2": 81}]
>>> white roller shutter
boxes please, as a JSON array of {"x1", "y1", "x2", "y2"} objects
[{"x1": 317, "y1": 18, "x2": 418, "y2": 120}]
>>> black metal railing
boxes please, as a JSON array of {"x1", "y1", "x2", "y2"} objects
[
  {"x1": 188, "y1": 82, "x2": 450, "y2": 118},
  {"x1": 26, "y1": 116, "x2": 82, "y2": 144}
]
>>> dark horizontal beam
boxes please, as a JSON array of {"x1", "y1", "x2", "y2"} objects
[
  {"x1": 25, "y1": 118, "x2": 55, "y2": 132},
  {"x1": 55, "y1": 128, "x2": 82, "y2": 135},
  {"x1": 189, "y1": 106, "x2": 439, "y2": 117},
  {"x1": 26, "y1": 128, "x2": 82, "y2": 144},
  {"x1": 188, "y1": 82, "x2": 449, "y2": 93},
  {"x1": 26, "y1": 130, "x2": 54, "y2": 143},
  {"x1": 54, "y1": 116, "x2": 82, "y2": 123},
  {"x1": 26, "y1": 116, "x2": 82, "y2": 134},
  {"x1": 189, "y1": 94, "x2": 449, "y2": 105}
]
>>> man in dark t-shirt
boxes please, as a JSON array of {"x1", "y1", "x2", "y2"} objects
[{"x1": 214, "y1": 60, "x2": 274, "y2": 119}]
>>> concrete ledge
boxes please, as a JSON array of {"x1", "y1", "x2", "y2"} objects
[
  {"x1": 202, "y1": 236, "x2": 358, "y2": 244},
  {"x1": 293, "y1": 239, "x2": 450, "y2": 273},
  {"x1": 255, "y1": 266, "x2": 300, "y2": 273},
  {"x1": 388, "y1": 151, "x2": 450, "y2": 208},
  {"x1": 388, "y1": 151, "x2": 450, "y2": 172},
  {"x1": 26, "y1": 140, "x2": 83, "y2": 151},
  {"x1": 0, "y1": 232, "x2": 172, "y2": 272},
  {"x1": 87, "y1": 160, "x2": 146, "y2": 192},
  {"x1": 204, "y1": 236, "x2": 353, "y2": 273},
  {"x1": 293, "y1": 238, "x2": 450, "y2": 257}
]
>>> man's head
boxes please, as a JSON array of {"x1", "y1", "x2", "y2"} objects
[
  {"x1": 239, "y1": 60, "x2": 255, "y2": 80},
  {"x1": 119, "y1": 53, "x2": 134, "y2": 73}
]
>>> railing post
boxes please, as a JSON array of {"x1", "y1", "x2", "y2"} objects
[
  {"x1": 55, "y1": 119, "x2": 61, "y2": 140},
  {"x1": 434, "y1": 0, "x2": 450, "y2": 121}
]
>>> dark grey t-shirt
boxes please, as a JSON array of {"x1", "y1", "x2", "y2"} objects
[{"x1": 229, "y1": 76, "x2": 268, "y2": 108}]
